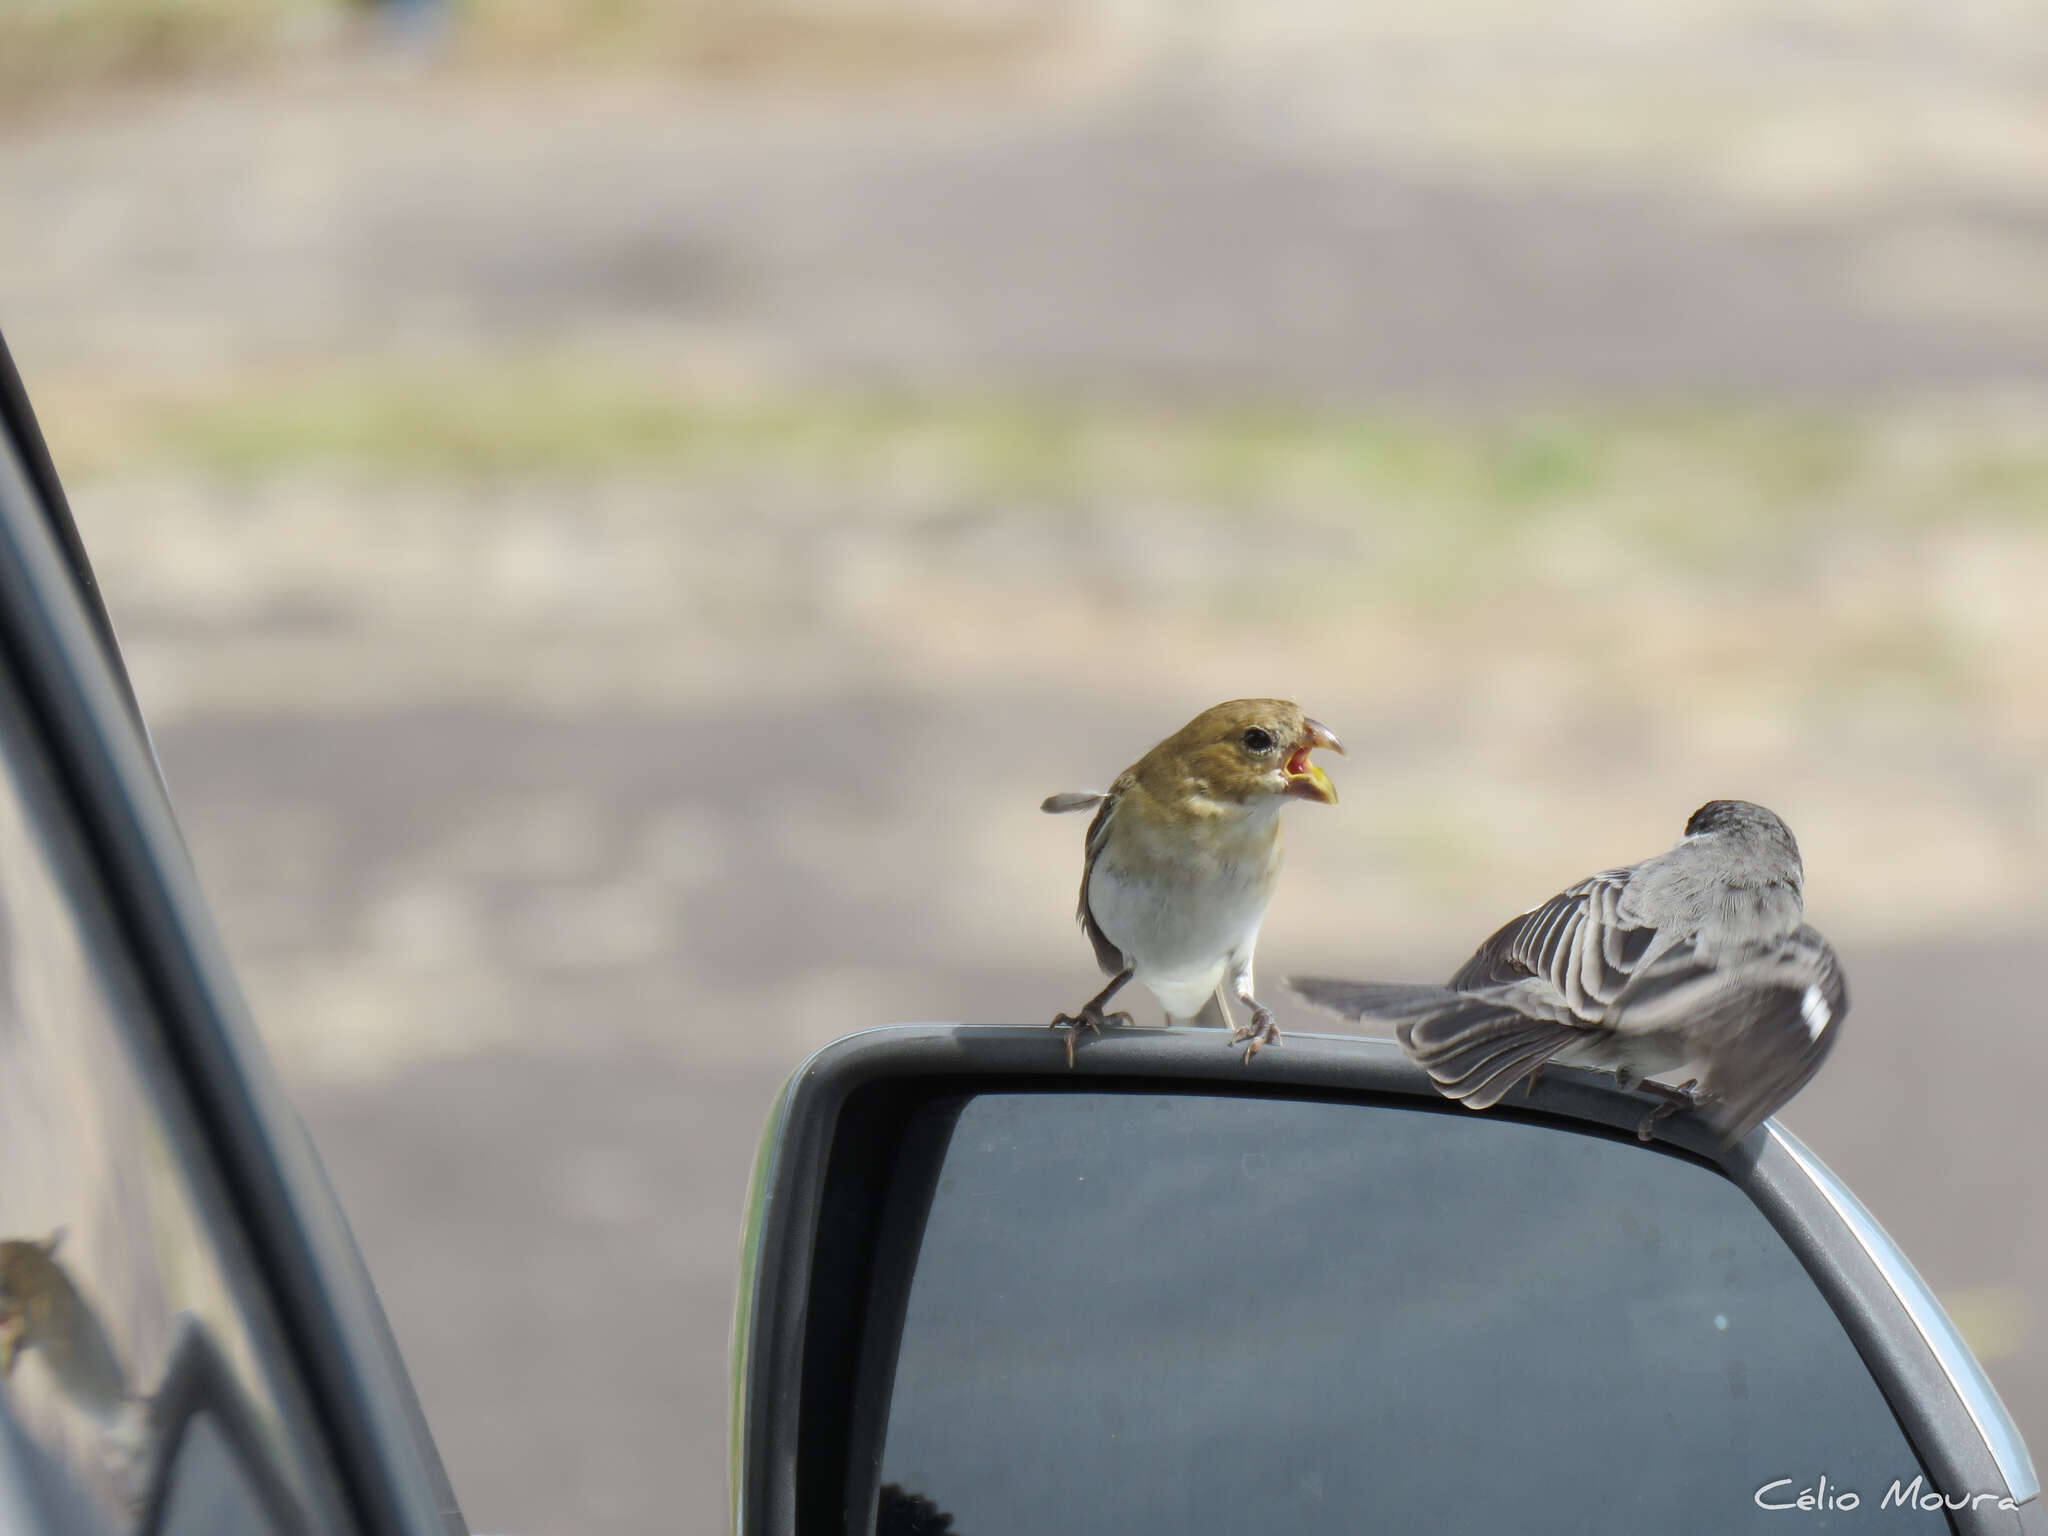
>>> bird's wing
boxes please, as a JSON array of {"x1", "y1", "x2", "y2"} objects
[
  {"x1": 1611, "y1": 924, "x2": 1847, "y2": 1144},
  {"x1": 1448, "y1": 866, "x2": 1660, "y2": 1021},
  {"x1": 1395, "y1": 1003, "x2": 1594, "y2": 1110},
  {"x1": 1076, "y1": 783, "x2": 1128, "y2": 975},
  {"x1": 1289, "y1": 978, "x2": 1592, "y2": 1106}
]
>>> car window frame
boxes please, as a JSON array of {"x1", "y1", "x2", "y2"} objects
[{"x1": 0, "y1": 330, "x2": 465, "y2": 1536}]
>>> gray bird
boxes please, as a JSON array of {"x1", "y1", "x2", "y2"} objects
[{"x1": 1290, "y1": 800, "x2": 1847, "y2": 1144}]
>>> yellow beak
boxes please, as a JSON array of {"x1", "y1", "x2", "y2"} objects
[{"x1": 1283, "y1": 719, "x2": 1344, "y2": 805}]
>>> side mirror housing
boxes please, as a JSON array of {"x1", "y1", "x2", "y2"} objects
[{"x1": 731, "y1": 1026, "x2": 2039, "y2": 1536}]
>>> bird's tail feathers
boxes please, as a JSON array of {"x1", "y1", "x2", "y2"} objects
[
  {"x1": 1287, "y1": 977, "x2": 1464, "y2": 1023},
  {"x1": 1401, "y1": 1002, "x2": 1590, "y2": 1111},
  {"x1": 1289, "y1": 976, "x2": 1586, "y2": 1109},
  {"x1": 1042, "y1": 791, "x2": 1108, "y2": 815}
]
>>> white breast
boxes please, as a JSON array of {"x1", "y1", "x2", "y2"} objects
[{"x1": 1088, "y1": 808, "x2": 1280, "y2": 1020}]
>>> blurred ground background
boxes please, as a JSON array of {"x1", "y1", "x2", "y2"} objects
[{"x1": 4, "y1": 0, "x2": 2047, "y2": 1530}]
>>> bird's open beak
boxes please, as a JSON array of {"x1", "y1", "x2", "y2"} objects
[{"x1": 1283, "y1": 719, "x2": 1344, "y2": 804}]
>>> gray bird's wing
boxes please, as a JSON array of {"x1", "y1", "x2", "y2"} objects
[
  {"x1": 1608, "y1": 924, "x2": 1848, "y2": 1143},
  {"x1": 1395, "y1": 1001, "x2": 1594, "y2": 1109},
  {"x1": 1287, "y1": 976, "x2": 1594, "y2": 1106},
  {"x1": 1298, "y1": 872, "x2": 1661, "y2": 1109},
  {"x1": 1448, "y1": 866, "x2": 1661, "y2": 1022}
]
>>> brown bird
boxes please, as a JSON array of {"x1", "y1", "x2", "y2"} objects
[
  {"x1": 0, "y1": 1231, "x2": 150, "y2": 1496},
  {"x1": 1043, "y1": 699, "x2": 1343, "y2": 1064}
]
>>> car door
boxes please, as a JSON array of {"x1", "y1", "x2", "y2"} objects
[{"x1": 0, "y1": 331, "x2": 465, "y2": 1536}]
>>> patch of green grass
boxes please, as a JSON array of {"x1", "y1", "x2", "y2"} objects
[
  {"x1": 67, "y1": 355, "x2": 2048, "y2": 588},
  {"x1": 121, "y1": 364, "x2": 838, "y2": 476},
  {"x1": 104, "y1": 367, "x2": 1638, "y2": 509}
]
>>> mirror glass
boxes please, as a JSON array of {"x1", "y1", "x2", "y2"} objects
[{"x1": 871, "y1": 1092, "x2": 1946, "y2": 1536}]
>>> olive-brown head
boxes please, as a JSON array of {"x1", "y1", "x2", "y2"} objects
[{"x1": 1133, "y1": 698, "x2": 1344, "y2": 809}]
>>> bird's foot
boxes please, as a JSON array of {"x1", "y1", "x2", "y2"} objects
[
  {"x1": 1050, "y1": 1007, "x2": 1134, "y2": 1067},
  {"x1": 1230, "y1": 1008, "x2": 1282, "y2": 1063},
  {"x1": 1635, "y1": 1078, "x2": 1701, "y2": 1142}
]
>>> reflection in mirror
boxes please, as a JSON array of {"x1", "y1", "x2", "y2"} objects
[
  {"x1": 874, "y1": 1481, "x2": 963, "y2": 1536},
  {"x1": 0, "y1": 654, "x2": 329, "y2": 1531},
  {"x1": 870, "y1": 1093, "x2": 1947, "y2": 1536},
  {"x1": 0, "y1": 1232, "x2": 149, "y2": 1505},
  {"x1": 148, "y1": 1415, "x2": 273, "y2": 1536},
  {"x1": 140, "y1": 1318, "x2": 301, "y2": 1536}
]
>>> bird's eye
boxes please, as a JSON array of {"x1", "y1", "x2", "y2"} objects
[{"x1": 1241, "y1": 727, "x2": 1276, "y2": 753}]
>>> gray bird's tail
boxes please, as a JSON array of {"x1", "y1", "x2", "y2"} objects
[
  {"x1": 1290, "y1": 977, "x2": 1585, "y2": 1111},
  {"x1": 1287, "y1": 977, "x2": 1465, "y2": 1023}
]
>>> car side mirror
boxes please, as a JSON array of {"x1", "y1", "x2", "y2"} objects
[{"x1": 731, "y1": 1026, "x2": 2039, "y2": 1536}]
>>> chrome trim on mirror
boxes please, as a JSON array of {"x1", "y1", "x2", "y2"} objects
[{"x1": 1768, "y1": 1123, "x2": 2038, "y2": 1505}]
